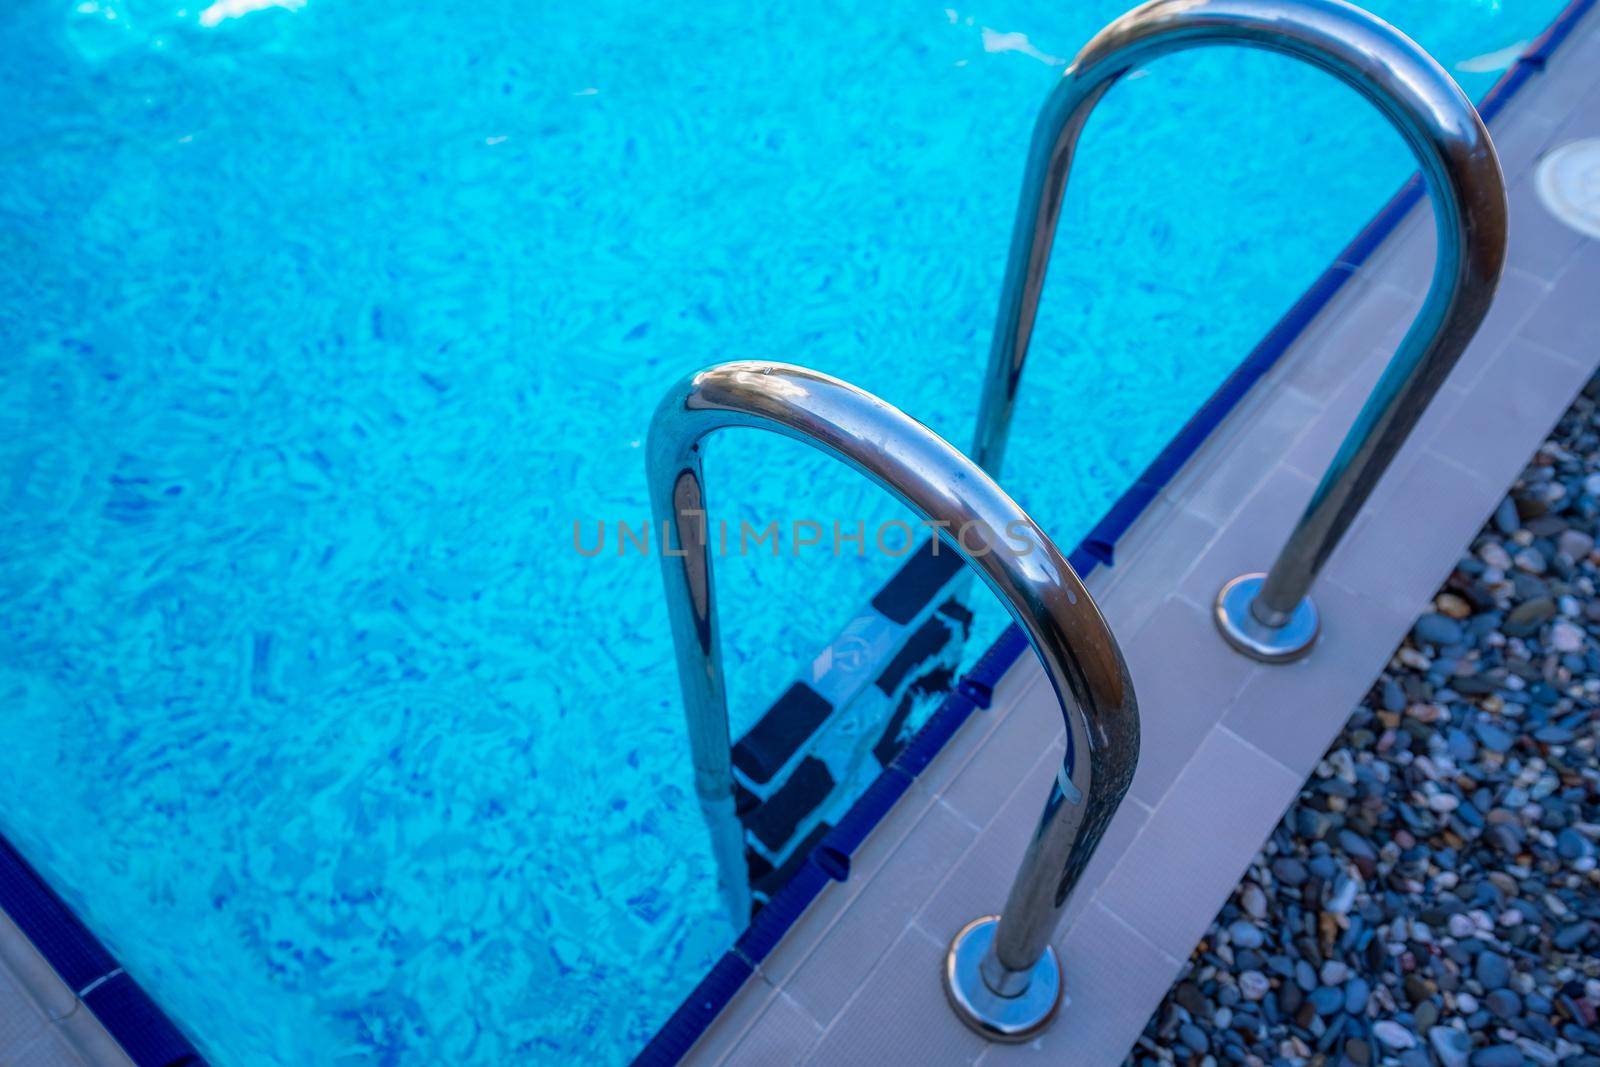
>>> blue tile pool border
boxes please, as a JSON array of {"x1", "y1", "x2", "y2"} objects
[
  {"x1": 0, "y1": 837, "x2": 203, "y2": 1066},
  {"x1": 631, "y1": 0, "x2": 1599, "y2": 1060}
]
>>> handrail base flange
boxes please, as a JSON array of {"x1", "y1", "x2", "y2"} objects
[
  {"x1": 1215, "y1": 573, "x2": 1320, "y2": 663},
  {"x1": 943, "y1": 916, "x2": 1064, "y2": 1042}
]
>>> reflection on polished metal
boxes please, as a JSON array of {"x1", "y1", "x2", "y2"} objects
[
  {"x1": 944, "y1": 916, "x2": 1062, "y2": 1042},
  {"x1": 969, "y1": 0, "x2": 1508, "y2": 664},
  {"x1": 647, "y1": 362, "x2": 1138, "y2": 1030},
  {"x1": 1215, "y1": 574, "x2": 1320, "y2": 664}
]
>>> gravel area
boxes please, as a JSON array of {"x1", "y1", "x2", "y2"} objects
[{"x1": 1129, "y1": 377, "x2": 1600, "y2": 1067}]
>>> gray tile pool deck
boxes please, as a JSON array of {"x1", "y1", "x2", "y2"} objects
[
  {"x1": 690, "y1": 16, "x2": 1600, "y2": 1067},
  {"x1": 0, "y1": 913, "x2": 131, "y2": 1067}
]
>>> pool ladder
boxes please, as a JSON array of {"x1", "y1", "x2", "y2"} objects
[
  {"x1": 646, "y1": 0, "x2": 1506, "y2": 1042},
  {"x1": 648, "y1": 362, "x2": 1139, "y2": 1039},
  {"x1": 973, "y1": 0, "x2": 1507, "y2": 664}
]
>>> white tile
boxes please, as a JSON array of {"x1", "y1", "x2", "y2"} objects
[
  {"x1": 1518, "y1": 242, "x2": 1600, "y2": 364},
  {"x1": 1276, "y1": 283, "x2": 1417, "y2": 399},
  {"x1": 0, "y1": 964, "x2": 50, "y2": 1053},
  {"x1": 14, "y1": 1030, "x2": 97, "y2": 1067},
  {"x1": 1437, "y1": 268, "x2": 1548, "y2": 394},
  {"x1": 1222, "y1": 581, "x2": 1409, "y2": 776},
  {"x1": 1091, "y1": 502, "x2": 1221, "y2": 643},
  {"x1": 938, "y1": 675, "x2": 1062, "y2": 831},
  {"x1": 1172, "y1": 463, "x2": 1319, "y2": 610},
  {"x1": 803, "y1": 926, "x2": 987, "y2": 1067},
  {"x1": 1056, "y1": 796, "x2": 1153, "y2": 934},
  {"x1": 1097, "y1": 728, "x2": 1301, "y2": 960},
  {"x1": 0, "y1": 913, "x2": 76, "y2": 1024},
  {"x1": 726, "y1": 994, "x2": 821, "y2": 1066},
  {"x1": 780, "y1": 803, "x2": 977, "y2": 1026},
  {"x1": 915, "y1": 741, "x2": 1065, "y2": 948},
  {"x1": 1485, "y1": 100, "x2": 1562, "y2": 178},
  {"x1": 1319, "y1": 445, "x2": 1492, "y2": 619},
  {"x1": 1159, "y1": 383, "x2": 1323, "y2": 528},
  {"x1": 1504, "y1": 172, "x2": 1590, "y2": 283},
  {"x1": 689, "y1": 972, "x2": 784, "y2": 1066},
  {"x1": 1122, "y1": 596, "x2": 1254, "y2": 807}
]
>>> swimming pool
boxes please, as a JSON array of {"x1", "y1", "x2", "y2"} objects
[{"x1": 0, "y1": 0, "x2": 1565, "y2": 1062}]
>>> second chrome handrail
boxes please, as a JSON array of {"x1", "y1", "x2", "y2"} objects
[
  {"x1": 648, "y1": 361, "x2": 1138, "y2": 1038},
  {"x1": 970, "y1": 0, "x2": 1508, "y2": 663}
]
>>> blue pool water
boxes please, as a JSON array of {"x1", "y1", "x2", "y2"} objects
[{"x1": 0, "y1": 0, "x2": 1563, "y2": 1062}]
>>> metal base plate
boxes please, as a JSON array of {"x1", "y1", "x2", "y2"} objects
[
  {"x1": 942, "y1": 916, "x2": 1063, "y2": 1042},
  {"x1": 1214, "y1": 573, "x2": 1319, "y2": 663}
]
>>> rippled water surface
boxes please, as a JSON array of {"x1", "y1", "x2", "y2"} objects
[{"x1": 0, "y1": 0, "x2": 1564, "y2": 1062}]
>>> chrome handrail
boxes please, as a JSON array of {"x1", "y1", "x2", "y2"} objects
[
  {"x1": 970, "y1": 0, "x2": 1507, "y2": 663},
  {"x1": 647, "y1": 361, "x2": 1138, "y2": 1037}
]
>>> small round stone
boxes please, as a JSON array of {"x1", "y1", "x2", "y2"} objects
[
  {"x1": 1308, "y1": 986, "x2": 1343, "y2": 1016},
  {"x1": 1414, "y1": 614, "x2": 1466, "y2": 646},
  {"x1": 1429, "y1": 1027, "x2": 1472, "y2": 1067},
  {"x1": 1344, "y1": 977, "x2": 1371, "y2": 1015},
  {"x1": 1470, "y1": 1046, "x2": 1524, "y2": 1067},
  {"x1": 1475, "y1": 951, "x2": 1511, "y2": 990},
  {"x1": 1272, "y1": 858, "x2": 1308, "y2": 886},
  {"x1": 1485, "y1": 988, "x2": 1522, "y2": 1018},
  {"x1": 1515, "y1": 547, "x2": 1547, "y2": 574},
  {"x1": 1228, "y1": 921, "x2": 1264, "y2": 950},
  {"x1": 1551, "y1": 620, "x2": 1586, "y2": 652},
  {"x1": 1373, "y1": 1021, "x2": 1418, "y2": 1050}
]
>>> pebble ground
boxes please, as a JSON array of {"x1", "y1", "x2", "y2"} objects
[{"x1": 1128, "y1": 377, "x2": 1600, "y2": 1067}]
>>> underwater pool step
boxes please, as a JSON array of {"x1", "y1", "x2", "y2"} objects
[
  {"x1": 736, "y1": 607, "x2": 969, "y2": 899},
  {"x1": 747, "y1": 758, "x2": 835, "y2": 855},
  {"x1": 729, "y1": 548, "x2": 974, "y2": 907},
  {"x1": 733, "y1": 685, "x2": 833, "y2": 787}
]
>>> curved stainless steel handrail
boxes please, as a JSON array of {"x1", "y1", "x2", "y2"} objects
[
  {"x1": 648, "y1": 361, "x2": 1138, "y2": 1037},
  {"x1": 970, "y1": 0, "x2": 1507, "y2": 663}
]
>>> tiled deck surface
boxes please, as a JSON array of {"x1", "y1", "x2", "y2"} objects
[
  {"x1": 692, "y1": 16, "x2": 1600, "y2": 1067},
  {"x1": 0, "y1": 912, "x2": 131, "y2": 1067}
]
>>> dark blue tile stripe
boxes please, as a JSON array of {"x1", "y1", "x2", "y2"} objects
[
  {"x1": 816, "y1": 766, "x2": 917, "y2": 881},
  {"x1": 81, "y1": 975, "x2": 202, "y2": 1067},
  {"x1": 0, "y1": 837, "x2": 204, "y2": 1066},
  {"x1": 630, "y1": 953, "x2": 756, "y2": 1067},
  {"x1": 734, "y1": 861, "x2": 832, "y2": 965},
  {"x1": 1520, "y1": 0, "x2": 1596, "y2": 65},
  {"x1": 890, "y1": 691, "x2": 982, "y2": 778},
  {"x1": 631, "y1": 3, "x2": 1598, "y2": 1061},
  {"x1": 0, "y1": 838, "x2": 119, "y2": 993}
]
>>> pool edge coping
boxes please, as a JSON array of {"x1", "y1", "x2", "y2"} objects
[
  {"x1": 631, "y1": 0, "x2": 1600, "y2": 1060},
  {"x1": 0, "y1": 837, "x2": 202, "y2": 1066}
]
